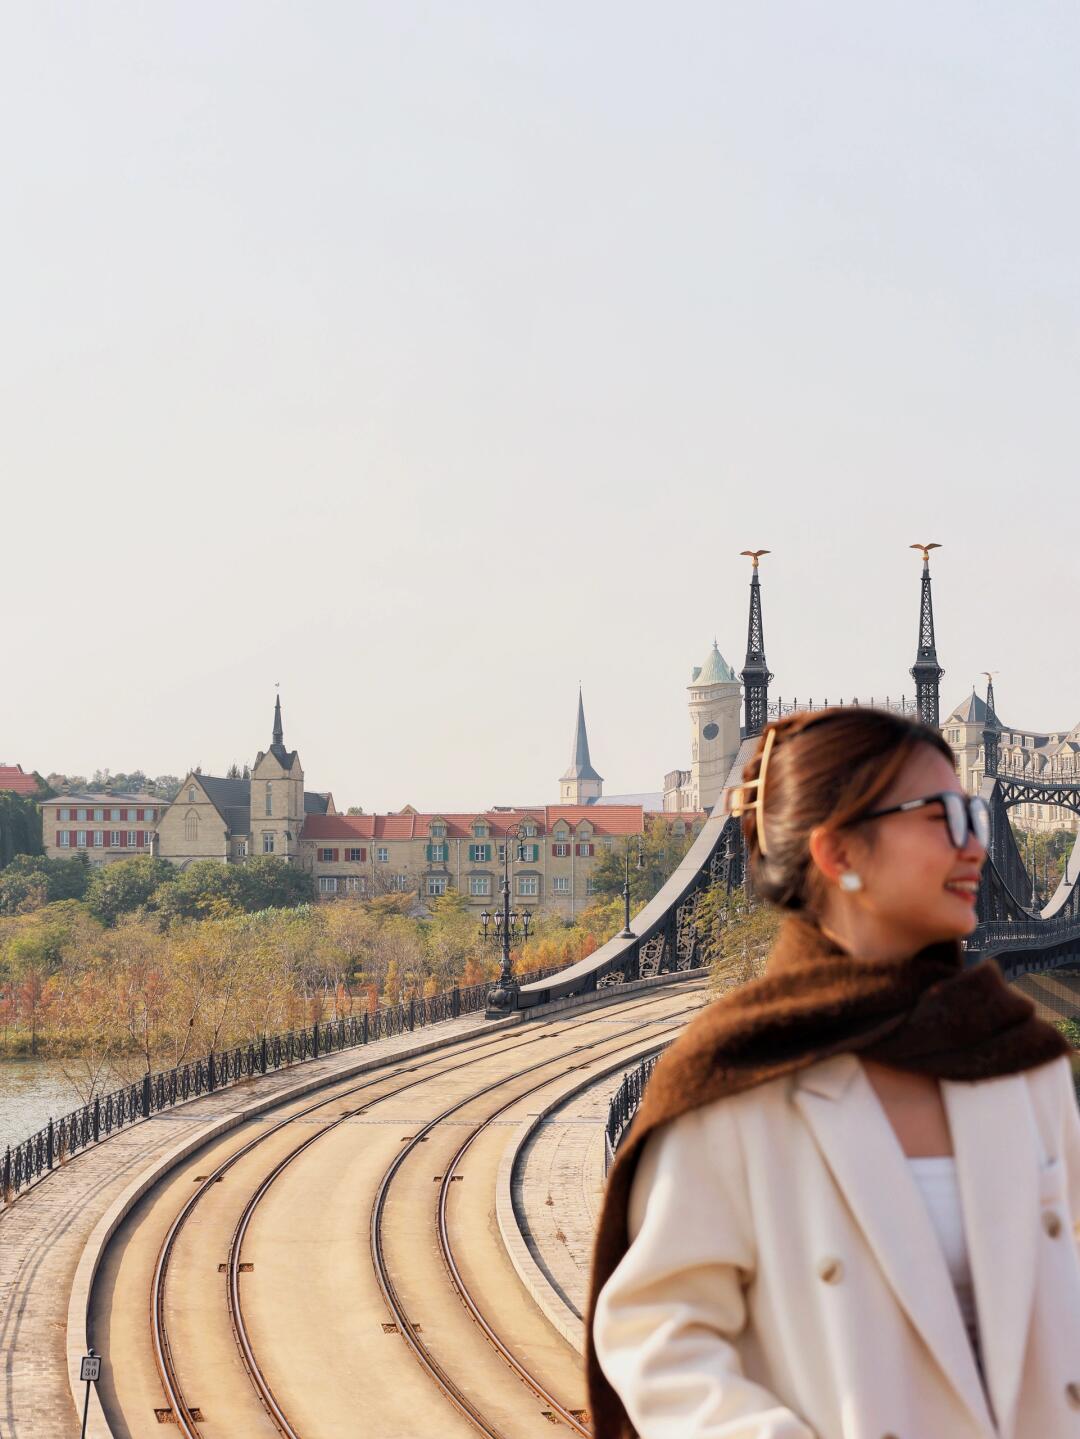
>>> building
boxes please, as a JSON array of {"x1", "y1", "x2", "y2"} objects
[
  {"x1": 300, "y1": 804, "x2": 702, "y2": 919},
  {"x1": 41, "y1": 792, "x2": 164, "y2": 862},
  {"x1": 154, "y1": 697, "x2": 335, "y2": 864},
  {"x1": 944, "y1": 691, "x2": 1080, "y2": 833},
  {"x1": 0, "y1": 764, "x2": 39, "y2": 796},
  {"x1": 559, "y1": 690, "x2": 603, "y2": 804},
  {"x1": 664, "y1": 640, "x2": 743, "y2": 813}
]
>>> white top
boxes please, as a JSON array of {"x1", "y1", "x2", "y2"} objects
[{"x1": 907, "y1": 1156, "x2": 981, "y2": 1368}]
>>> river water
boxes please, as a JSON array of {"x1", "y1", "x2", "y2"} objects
[{"x1": 0, "y1": 1058, "x2": 94, "y2": 1153}]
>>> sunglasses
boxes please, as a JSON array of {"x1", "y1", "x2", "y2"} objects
[{"x1": 854, "y1": 791, "x2": 991, "y2": 851}]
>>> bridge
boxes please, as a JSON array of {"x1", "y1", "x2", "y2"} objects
[{"x1": 498, "y1": 547, "x2": 1080, "y2": 1018}]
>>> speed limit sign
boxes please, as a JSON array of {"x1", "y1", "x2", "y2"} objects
[{"x1": 80, "y1": 1355, "x2": 100, "y2": 1383}]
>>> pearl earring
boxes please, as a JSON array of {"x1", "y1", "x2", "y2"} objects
[{"x1": 839, "y1": 872, "x2": 863, "y2": 893}]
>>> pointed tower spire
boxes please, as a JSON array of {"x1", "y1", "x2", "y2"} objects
[
  {"x1": 559, "y1": 688, "x2": 603, "y2": 803},
  {"x1": 272, "y1": 690, "x2": 285, "y2": 755},
  {"x1": 739, "y1": 551, "x2": 773, "y2": 738},
  {"x1": 909, "y1": 544, "x2": 945, "y2": 730},
  {"x1": 981, "y1": 671, "x2": 1000, "y2": 779}
]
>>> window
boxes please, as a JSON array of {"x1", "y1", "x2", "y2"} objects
[
  {"x1": 551, "y1": 843, "x2": 570, "y2": 858},
  {"x1": 141, "y1": 831, "x2": 151, "y2": 847},
  {"x1": 59, "y1": 830, "x2": 71, "y2": 848},
  {"x1": 553, "y1": 876, "x2": 571, "y2": 893},
  {"x1": 427, "y1": 876, "x2": 448, "y2": 897},
  {"x1": 77, "y1": 808, "x2": 87, "y2": 822},
  {"x1": 319, "y1": 876, "x2": 339, "y2": 894},
  {"x1": 111, "y1": 807, "x2": 121, "y2": 821},
  {"x1": 518, "y1": 875, "x2": 539, "y2": 897},
  {"x1": 109, "y1": 830, "x2": 120, "y2": 847},
  {"x1": 93, "y1": 830, "x2": 104, "y2": 848},
  {"x1": 188, "y1": 788, "x2": 196, "y2": 804},
  {"x1": 469, "y1": 875, "x2": 491, "y2": 896},
  {"x1": 390, "y1": 874, "x2": 410, "y2": 892},
  {"x1": 346, "y1": 847, "x2": 366, "y2": 862},
  {"x1": 575, "y1": 843, "x2": 595, "y2": 858},
  {"x1": 184, "y1": 811, "x2": 199, "y2": 842},
  {"x1": 376, "y1": 847, "x2": 389, "y2": 863},
  {"x1": 431, "y1": 822, "x2": 447, "y2": 838},
  {"x1": 586, "y1": 877, "x2": 599, "y2": 894},
  {"x1": 147, "y1": 809, "x2": 157, "y2": 821},
  {"x1": 520, "y1": 843, "x2": 540, "y2": 863},
  {"x1": 468, "y1": 843, "x2": 492, "y2": 863},
  {"x1": 472, "y1": 823, "x2": 489, "y2": 838},
  {"x1": 94, "y1": 808, "x2": 104, "y2": 821},
  {"x1": 343, "y1": 875, "x2": 365, "y2": 895},
  {"x1": 553, "y1": 825, "x2": 569, "y2": 841},
  {"x1": 59, "y1": 807, "x2": 70, "y2": 821},
  {"x1": 125, "y1": 809, "x2": 135, "y2": 822},
  {"x1": 263, "y1": 832, "x2": 275, "y2": 854},
  {"x1": 127, "y1": 831, "x2": 137, "y2": 848},
  {"x1": 236, "y1": 840, "x2": 247, "y2": 858},
  {"x1": 76, "y1": 830, "x2": 87, "y2": 848},
  {"x1": 426, "y1": 842, "x2": 448, "y2": 863},
  {"x1": 523, "y1": 823, "x2": 537, "y2": 838},
  {"x1": 318, "y1": 848, "x2": 336, "y2": 862},
  {"x1": 265, "y1": 784, "x2": 272, "y2": 816}
]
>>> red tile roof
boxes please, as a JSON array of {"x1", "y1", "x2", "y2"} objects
[
  {"x1": 0, "y1": 765, "x2": 39, "y2": 796},
  {"x1": 301, "y1": 805, "x2": 705, "y2": 843}
]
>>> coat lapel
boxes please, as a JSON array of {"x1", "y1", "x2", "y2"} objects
[
  {"x1": 942, "y1": 1072, "x2": 1039, "y2": 1439},
  {"x1": 793, "y1": 1055, "x2": 997, "y2": 1437}
]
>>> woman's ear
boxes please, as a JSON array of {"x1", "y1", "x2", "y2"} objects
[{"x1": 808, "y1": 826, "x2": 857, "y2": 887}]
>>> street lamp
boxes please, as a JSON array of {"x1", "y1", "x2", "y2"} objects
[
  {"x1": 619, "y1": 835, "x2": 646, "y2": 939},
  {"x1": 482, "y1": 822, "x2": 534, "y2": 1016}
]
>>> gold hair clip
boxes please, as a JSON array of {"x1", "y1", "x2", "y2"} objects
[{"x1": 727, "y1": 727, "x2": 777, "y2": 855}]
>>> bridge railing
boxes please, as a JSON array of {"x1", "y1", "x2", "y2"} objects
[
  {"x1": 604, "y1": 1050, "x2": 667, "y2": 1174},
  {"x1": 0, "y1": 959, "x2": 567, "y2": 1204}
]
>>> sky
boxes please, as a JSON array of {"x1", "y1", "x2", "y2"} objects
[{"x1": 2, "y1": 3, "x2": 1078, "y2": 813}]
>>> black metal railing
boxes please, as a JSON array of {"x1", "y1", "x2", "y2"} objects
[
  {"x1": 0, "y1": 961, "x2": 563, "y2": 1203},
  {"x1": 604, "y1": 1049, "x2": 668, "y2": 1174}
]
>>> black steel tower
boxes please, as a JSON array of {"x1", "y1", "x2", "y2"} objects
[
  {"x1": 909, "y1": 543, "x2": 944, "y2": 730},
  {"x1": 982, "y1": 671, "x2": 1000, "y2": 780},
  {"x1": 740, "y1": 550, "x2": 773, "y2": 738}
]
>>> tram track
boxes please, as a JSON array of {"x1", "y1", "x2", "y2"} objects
[
  {"x1": 370, "y1": 1012, "x2": 694, "y2": 1439},
  {"x1": 134, "y1": 985, "x2": 704, "y2": 1439}
]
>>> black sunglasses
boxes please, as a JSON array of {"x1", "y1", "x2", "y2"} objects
[{"x1": 854, "y1": 792, "x2": 990, "y2": 851}]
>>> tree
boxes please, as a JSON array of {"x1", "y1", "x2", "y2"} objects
[
  {"x1": 0, "y1": 791, "x2": 43, "y2": 867},
  {"x1": 85, "y1": 855, "x2": 174, "y2": 926},
  {"x1": 587, "y1": 818, "x2": 701, "y2": 907},
  {"x1": 0, "y1": 854, "x2": 92, "y2": 914}
]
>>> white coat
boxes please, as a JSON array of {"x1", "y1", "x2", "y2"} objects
[{"x1": 592, "y1": 1052, "x2": 1080, "y2": 1439}]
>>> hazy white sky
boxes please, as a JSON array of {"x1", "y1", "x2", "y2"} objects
[{"x1": 2, "y1": 3, "x2": 1077, "y2": 812}]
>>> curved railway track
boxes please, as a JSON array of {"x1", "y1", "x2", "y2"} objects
[{"x1": 102, "y1": 984, "x2": 706, "y2": 1438}]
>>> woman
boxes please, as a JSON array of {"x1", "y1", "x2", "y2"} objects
[{"x1": 588, "y1": 708, "x2": 1080, "y2": 1439}]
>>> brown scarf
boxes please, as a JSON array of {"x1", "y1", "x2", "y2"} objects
[{"x1": 585, "y1": 913, "x2": 1070, "y2": 1439}]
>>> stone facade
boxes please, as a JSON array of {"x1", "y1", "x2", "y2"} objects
[
  {"x1": 41, "y1": 792, "x2": 163, "y2": 864},
  {"x1": 664, "y1": 641, "x2": 743, "y2": 814},
  {"x1": 943, "y1": 692, "x2": 1080, "y2": 833},
  {"x1": 300, "y1": 805, "x2": 703, "y2": 919}
]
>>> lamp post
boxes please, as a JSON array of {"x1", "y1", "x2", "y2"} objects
[
  {"x1": 619, "y1": 835, "x2": 646, "y2": 939},
  {"x1": 482, "y1": 822, "x2": 533, "y2": 1017}
]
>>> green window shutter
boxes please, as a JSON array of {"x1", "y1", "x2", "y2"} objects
[{"x1": 426, "y1": 844, "x2": 434, "y2": 862}]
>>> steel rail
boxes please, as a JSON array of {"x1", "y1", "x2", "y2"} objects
[
  {"x1": 148, "y1": 987, "x2": 695, "y2": 1436},
  {"x1": 148, "y1": 1016, "x2": 567, "y2": 1436},
  {"x1": 370, "y1": 1004, "x2": 702, "y2": 1439}
]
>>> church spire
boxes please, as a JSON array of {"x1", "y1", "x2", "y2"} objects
[
  {"x1": 909, "y1": 544, "x2": 945, "y2": 730},
  {"x1": 739, "y1": 550, "x2": 773, "y2": 738},
  {"x1": 559, "y1": 687, "x2": 603, "y2": 803},
  {"x1": 272, "y1": 692, "x2": 285, "y2": 755}
]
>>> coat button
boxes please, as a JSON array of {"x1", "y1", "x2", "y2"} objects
[
  {"x1": 1043, "y1": 1210, "x2": 1063, "y2": 1238},
  {"x1": 1066, "y1": 1382, "x2": 1080, "y2": 1409},
  {"x1": 817, "y1": 1257, "x2": 843, "y2": 1284}
]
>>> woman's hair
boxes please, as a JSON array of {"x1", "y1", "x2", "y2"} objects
[{"x1": 737, "y1": 707, "x2": 956, "y2": 915}]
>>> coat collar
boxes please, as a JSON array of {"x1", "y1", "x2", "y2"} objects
[{"x1": 793, "y1": 1054, "x2": 1039, "y2": 1439}]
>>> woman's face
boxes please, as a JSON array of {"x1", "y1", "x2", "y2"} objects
[{"x1": 839, "y1": 743, "x2": 987, "y2": 949}]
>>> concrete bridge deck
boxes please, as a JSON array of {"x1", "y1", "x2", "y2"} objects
[{"x1": 0, "y1": 974, "x2": 709, "y2": 1438}]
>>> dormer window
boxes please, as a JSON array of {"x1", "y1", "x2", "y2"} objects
[
  {"x1": 188, "y1": 786, "x2": 196, "y2": 804},
  {"x1": 472, "y1": 822, "x2": 489, "y2": 839},
  {"x1": 431, "y1": 822, "x2": 447, "y2": 838},
  {"x1": 523, "y1": 823, "x2": 537, "y2": 838}
]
